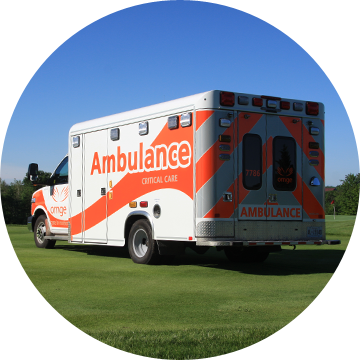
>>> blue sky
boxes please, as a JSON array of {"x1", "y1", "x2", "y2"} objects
[
  {"x1": 1, "y1": 0, "x2": 358, "y2": 186},
  {"x1": 206, "y1": 0, "x2": 336, "y2": 9}
]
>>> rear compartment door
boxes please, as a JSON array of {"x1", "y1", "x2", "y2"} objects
[{"x1": 237, "y1": 113, "x2": 302, "y2": 220}]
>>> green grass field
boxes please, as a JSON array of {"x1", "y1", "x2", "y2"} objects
[{"x1": 7, "y1": 215, "x2": 354, "y2": 359}]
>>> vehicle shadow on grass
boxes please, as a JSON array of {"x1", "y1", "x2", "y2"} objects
[
  {"x1": 174, "y1": 248, "x2": 346, "y2": 276},
  {"x1": 54, "y1": 244, "x2": 345, "y2": 276},
  {"x1": 54, "y1": 243, "x2": 131, "y2": 259}
]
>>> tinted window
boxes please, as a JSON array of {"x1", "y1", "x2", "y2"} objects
[
  {"x1": 54, "y1": 156, "x2": 68, "y2": 184},
  {"x1": 273, "y1": 136, "x2": 296, "y2": 191},
  {"x1": 243, "y1": 134, "x2": 262, "y2": 190}
]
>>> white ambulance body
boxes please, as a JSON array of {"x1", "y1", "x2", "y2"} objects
[{"x1": 28, "y1": 90, "x2": 339, "y2": 264}]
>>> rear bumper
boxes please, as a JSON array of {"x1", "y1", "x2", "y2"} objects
[
  {"x1": 196, "y1": 239, "x2": 341, "y2": 246},
  {"x1": 27, "y1": 216, "x2": 33, "y2": 232}
]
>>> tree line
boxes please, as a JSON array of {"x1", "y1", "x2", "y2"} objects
[
  {"x1": 1, "y1": 171, "x2": 51, "y2": 225},
  {"x1": 325, "y1": 173, "x2": 359, "y2": 216}
]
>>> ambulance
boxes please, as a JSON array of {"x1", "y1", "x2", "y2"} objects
[{"x1": 27, "y1": 90, "x2": 340, "y2": 264}]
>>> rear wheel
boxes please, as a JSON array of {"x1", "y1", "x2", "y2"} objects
[
  {"x1": 34, "y1": 215, "x2": 56, "y2": 249},
  {"x1": 224, "y1": 247, "x2": 268, "y2": 263},
  {"x1": 128, "y1": 219, "x2": 159, "y2": 264}
]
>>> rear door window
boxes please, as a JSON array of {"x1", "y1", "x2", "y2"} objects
[
  {"x1": 273, "y1": 136, "x2": 296, "y2": 191},
  {"x1": 242, "y1": 133, "x2": 262, "y2": 190}
]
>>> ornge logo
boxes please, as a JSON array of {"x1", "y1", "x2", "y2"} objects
[
  {"x1": 52, "y1": 186, "x2": 69, "y2": 202},
  {"x1": 91, "y1": 141, "x2": 191, "y2": 175},
  {"x1": 276, "y1": 166, "x2": 294, "y2": 184}
]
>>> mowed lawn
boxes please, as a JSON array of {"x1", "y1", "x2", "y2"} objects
[{"x1": 7, "y1": 215, "x2": 353, "y2": 359}]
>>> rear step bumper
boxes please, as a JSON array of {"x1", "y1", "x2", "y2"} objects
[{"x1": 196, "y1": 239, "x2": 341, "y2": 246}]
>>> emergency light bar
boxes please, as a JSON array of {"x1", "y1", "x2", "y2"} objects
[
  {"x1": 220, "y1": 91, "x2": 235, "y2": 107},
  {"x1": 72, "y1": 136, "x2": 80, "y2": 148},
  {"x1": 252, "y1": 97, "x2": 263, "y2": 107},
  {"x1": 280, "y1": 101, "x2": 290, "y2": 110},
  {"x1": 293, "y1": 102, "x2": 303, "y2": 111},
  {"x1": 168, "y1": 115, "x2": 179, "y2": 129},
  {"x1": 110, "y1": 128, "x2": 120, "y2": 141},
  {"x1": 306, "y1": 102, "x2": 319, "y2": 116},
  {"x1": 139, "y1": 121, "x2": 148, "y2": 135},
  {"x1": 238, "y1": 96, "x2": 249, "y2": 105},
  {"x1": 180, "y1": 113, "x2": 192, "y2": 127}
]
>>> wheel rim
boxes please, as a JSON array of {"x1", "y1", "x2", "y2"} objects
[
  {"x1": 36, "y1": 221, "x2": 46, "y2": 244},
  {"x1": 133, "y1": 229, "x2": 149, "y2": 258}
]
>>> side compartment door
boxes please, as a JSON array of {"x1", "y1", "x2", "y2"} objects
[
  {"x1": 69, "y1": 135, "x2": 83, "y2": 242},
  {"x1": 83, "y1": 130, "x2": 108, "y2": 243}
]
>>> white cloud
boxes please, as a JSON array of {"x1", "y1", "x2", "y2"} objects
[{"x1": 204, "y1": 0, "x2": 336, "y2": 9}]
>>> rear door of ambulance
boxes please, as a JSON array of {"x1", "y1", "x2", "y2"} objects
[{"x1": 237, "y1": 112, "x2": 302, "y2": 222}]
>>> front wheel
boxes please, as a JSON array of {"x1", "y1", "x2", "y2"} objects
[
  {"x1": 34, "y1": 215, "x2": 56, "y2": 249},
  {"x1": 128, "y1": 219, "x2": 159, "y2": 264}
]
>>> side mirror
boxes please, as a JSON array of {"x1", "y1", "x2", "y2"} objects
[{"x1": 28, "y1": 163, "x2": 38, "y2": 182}]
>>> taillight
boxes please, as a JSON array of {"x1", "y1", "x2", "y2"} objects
[
  {"x1": 309, "y1": 142, "x2": 319, "y2": 149},
  {"x1": 306, "y1": 102, "x2": 319, "y2": 116},
  {"x1": 219, "y1": 135, "x2": 231, "y2": 143},
  {"x1": 220, "y1": 91, "x2": 235, "y2": 107},
  {"x1": 252, "y1": 97, "x2": 263, "y2": 107},
  {"x1": 140, "y1": 201, "x2": 148, "y2": 208}
]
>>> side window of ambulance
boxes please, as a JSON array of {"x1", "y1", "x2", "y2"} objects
[
  {"x1": 273, "y1": 136, "x2": 296, "y2": 191},
  {"x1": 243, "y1": 134, "x2": 262, "y2": 190},
  {"x1": 54, "y1": 157, "x2": 68, "y2": 184}
]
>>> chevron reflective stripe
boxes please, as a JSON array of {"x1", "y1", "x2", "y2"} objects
[
  {"x1": 204, "y1": 183, "x2": 235, "y2": 218},
  {"x1": 195, "y1": 110, "x2": 236, "y2": 219},
  {"x1": 195, "y1": 109, "x2": 325, "y2": 224},
  {"x1": 196, "y1": 110, "x2": 215, "y2": 131}
]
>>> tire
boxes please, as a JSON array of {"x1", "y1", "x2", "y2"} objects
[
  {"x1": 128, "y1": 219, "x2": 159, "y2": 264},
  {"x1": 34, "y1": 215, "x2": 56, "y2": 249},
  {"x1": 224, "y1": 247, "x2": 269, "y2": 263}
]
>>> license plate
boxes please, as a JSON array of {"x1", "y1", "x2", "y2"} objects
[{"x1": 307, "y1": 227, "x2": 323, "y2": 238}]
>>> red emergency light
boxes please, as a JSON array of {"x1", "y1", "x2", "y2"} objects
[
  {"x1": 280, "y1": 101, "x2": 290, "y2": 110},
  {"x1": 220, "y1": 92, "x2": 235, "y2": 107},
  {"x1": 252, "y1": 97, "x2": 263, "y2": 107},
  {"x1": 306, "y1": 102, "x2": 319, "y2": 116}
]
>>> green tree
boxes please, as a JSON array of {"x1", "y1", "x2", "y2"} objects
[
  {"x1": 0, "y1": 170, "x2": 51, "y2": 225},
  {"x1": 329, "y1": 0, "x2": 360, "y2": 10},
  {"x1": 325, "y1": 188, "x2": 336, "y2": 215},
  {"x1": 337, "y1": 173, "x2": 360, "y2": 215}
]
